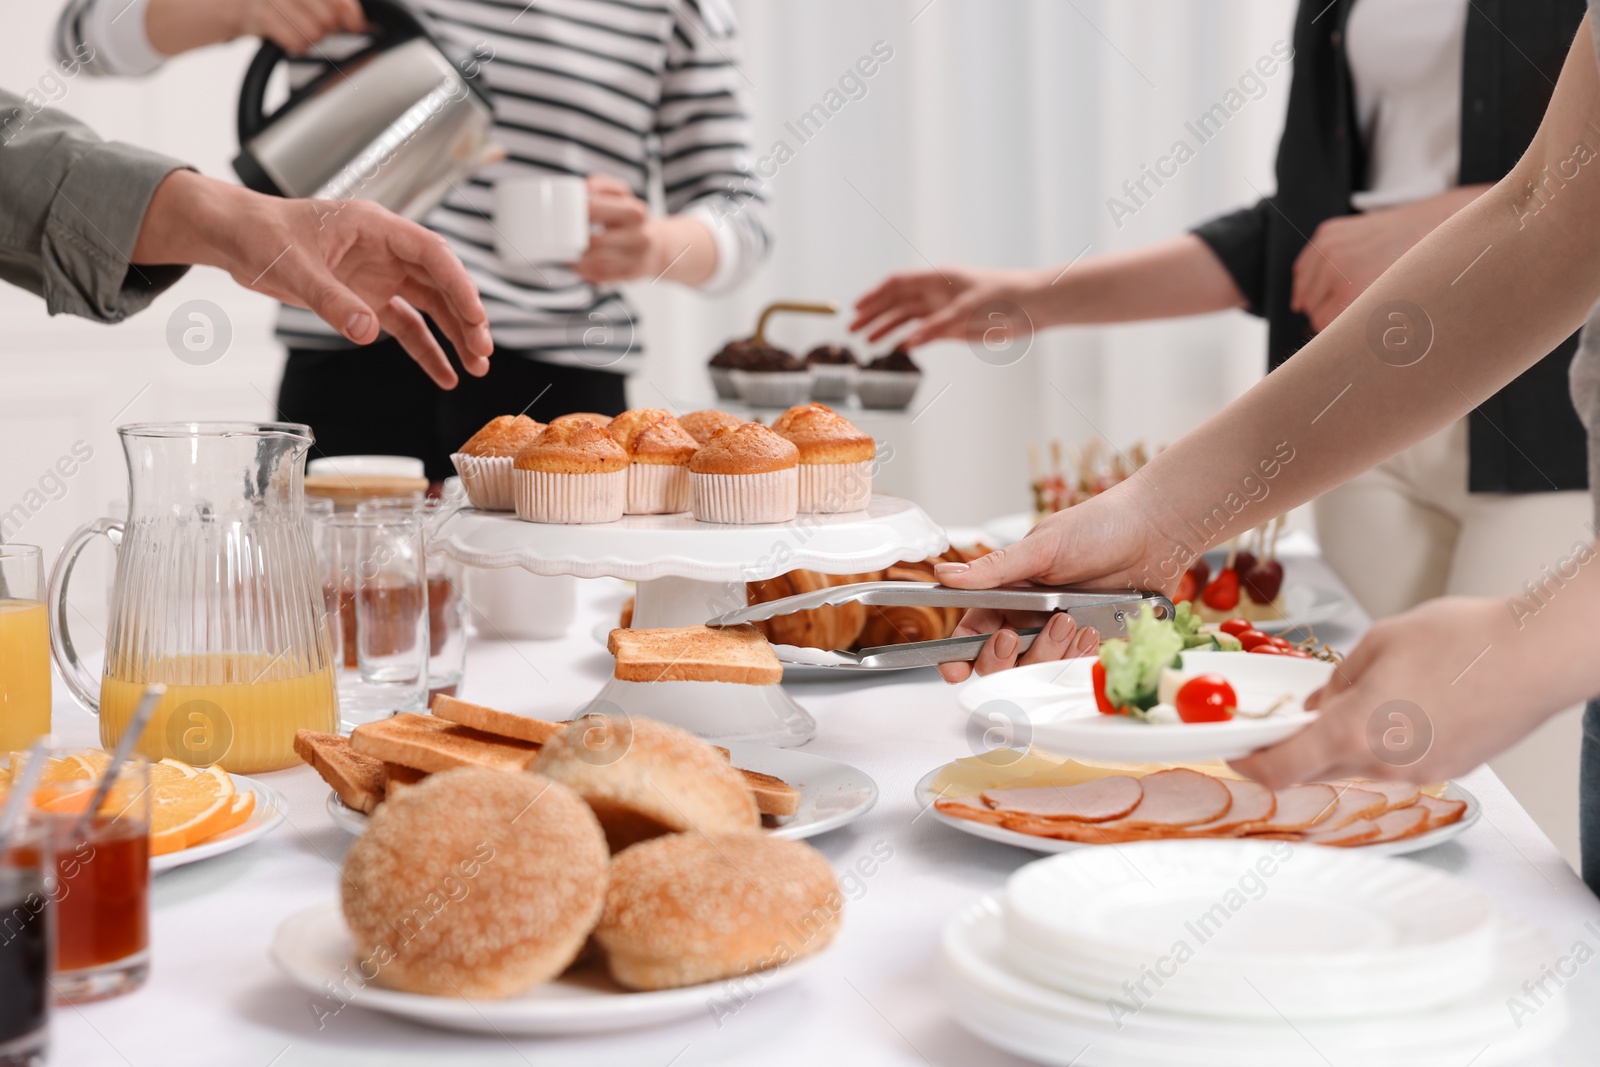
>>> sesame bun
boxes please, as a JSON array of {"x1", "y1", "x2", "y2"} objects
[
  {"x1": 533, "y1": 716, "x2": 759, "y2": 852},
  {"x1": 596, "y1": 832, "x2": 842, "y2": 991},
  {"x1": 459, "y1": 415, "x2": 545, "y2": 457},
  {"x1": 340, "y1": 768, "x2": 609, "y2": 998},
  {"x1": 770, "y1": 404, "x2": 875, "y2": 465},
  {"x1": 608, "y1": 410, "x2": 698, "y2": 466},
  {"x1": 688, "y1": 423, "x2": 798, "y2": 475},
  {"x1": 679, "y1": 409, "x2": 746, "y2": 446},
  {"x1": 515, "y1": 423, "x2": 630, "y2": 474},
  {"x1": 549, "y1": 412, "x2": 611, "y2": 431}
]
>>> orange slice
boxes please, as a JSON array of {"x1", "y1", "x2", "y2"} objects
[
  {"x1": 197, "y1": 791, "x2": 257, "y2": 844},
  {"x1": 150, "y1": 765, "x2": 235, "y2": 856}
]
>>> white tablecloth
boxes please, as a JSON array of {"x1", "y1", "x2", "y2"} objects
[{"x1": 49, "y1": 548, "x2": 1600, "y2": 1066}]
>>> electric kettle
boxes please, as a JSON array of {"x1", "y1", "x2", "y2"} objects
[{"x1": 232, "y1": 0, "x2": 502, "y2": 221}]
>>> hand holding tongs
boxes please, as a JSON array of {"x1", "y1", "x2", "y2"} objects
[{"x1": 705, "y1": 582, "x2": 1173, "y2": 671}]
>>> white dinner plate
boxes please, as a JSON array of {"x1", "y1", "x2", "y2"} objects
[
  {"x1": 979, "y1": 514, "x2": 1351, "y2": 635},
  {"x1": 272, "y1": 903, "x2": 827, "y2": 1035},
  {"x1": 1001, "y1": 841, "x2": 1497, "y2": 1019},
  {"x1": 913, "y1": 767, "x2": 1481, "y2": 859},
  {"x1": 957, "y1": 652, "x2": 1326, "y2": 763},
  {"x1": 328, "y1": 741, "x2": 877, "y2": 842},
  {"x1": 939, "y1": 894, "x2": 1565, "y2": 1067}
]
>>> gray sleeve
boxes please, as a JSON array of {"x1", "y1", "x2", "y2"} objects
[{"x1": 0, "y1": 88, "x2": 190, "y2": 321}]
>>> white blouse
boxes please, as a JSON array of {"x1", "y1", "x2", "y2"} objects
[{"x1": 1344, "y1": 0, "x2": 1470, "y2": 210}]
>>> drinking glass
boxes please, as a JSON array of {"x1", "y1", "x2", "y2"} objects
[
  {"x1": 357, "y1": 497, "x2": 467, "y2": 700},
  {"x1": 0, "y1": 808, "x2": 51, "y2": 1067},
  {"x1": 314, "y1": 513, "x2": 429, "y2": 726},
  {"x1": 0, "y1": 546, "x2": 50, "y2": 752},
  {"x1": 31, "y1": 752, "x2": 151, "y2": 1002}
]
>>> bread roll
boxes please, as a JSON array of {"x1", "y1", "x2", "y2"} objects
[
  {"x1": 533, "y1": 716, "x2": 759, "y2": 851},
  {"x1": 596, "y1": 832, "x2": 841, "y2": 990},
  {"x1": 340, "y1": 767, "x2": 608, "y2": 998}
]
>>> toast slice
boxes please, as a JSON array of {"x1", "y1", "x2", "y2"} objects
[
  {"x1": 608, "y1": 623, "x2": 782, "y2": 685},
  {"x1": 383, "y1": 761, "x2": 429, "y2": 794},
  {"x1": 430, "y1": 695, "x2": 564, "y2": 745},
  {"x1": 294, "y1": 730, "x2": 385, "y2": 815},
  {"x1": 350, "y1": 713, "x2": 542, "y2": 774},
  {"x1": 741, "y1": 768, "x2": 801, "y2": 817}
]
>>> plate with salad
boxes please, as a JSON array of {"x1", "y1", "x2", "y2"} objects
[{"x1": 956, "y1": 605, "x2": 1330, "y2": 763}]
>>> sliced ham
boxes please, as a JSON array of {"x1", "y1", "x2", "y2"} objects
[
  {"x1": 1000, "y1": 815, "x2": 1153, "y2": 844},
  {"x1": 1367, "y1": 805, "x2": 1431, "y2": 843},
  {"x1": 1327, "y1": 779, "x2": 1421, "y2": 812},
  {"x1": 980, "y1": 776, "x2": 1143, "y2": 823},
  {"x1": 1314, "y1": 786, "x2": 1387, "y2": 831},
  {"x1": 1099, "y1": 768, "x2": 1232, "y2": 830},
  {"x1": 934, "y1": 797, "x2": 1009, "y2": 826},
  {"x1": 1285, "y1": 818, "x2": 1384, "y2": 847},
  {"x1": 1238, "y1": 783, "x2": 1338, "y2": 834},
  {"x1": 1182, "y1": 779, "x2": 1276, "y2": 836},
  {"x1": 1412, "y1": 793, "x2": 1468, "y2": 831}
]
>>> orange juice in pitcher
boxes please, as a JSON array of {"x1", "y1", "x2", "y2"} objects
[
  {"x1": 51, "y1": 424, "x2": 339, "y2": 772},
  {"x1": 0, "y1": 547, "x2": 52, "y2": 750}
]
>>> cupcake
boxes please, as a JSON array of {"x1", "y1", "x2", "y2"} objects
[
  {"x1": 770, "y1": 404, "x2": 875, "y2": 513},
  {"x1": 451, "y1": 415, "x2": 544, "y2": 511},
  {"x1": 548, "y1": 412, "x2": 612, "y2": 431},
  {"x1": 856, "y1": 346, "x2": 923, "y2": 409},
  {"x1": 607, "y1": 409, "x2": 698, "y2": 514},
  {"x1": 513, "y1": 422, "x2": 629, "y2": 523},
  {"x1": 679, "y1": 409, "x2": 746, "y2": 447},
  {"x1": 730, "y1": 345, "x2": 814, "y2": 409},
  {"x1": 708, "y1": 339, "x2": 753, "y2": 400},
  {"x1": 689, "y1": 423, "x2": 799, "y2": 524},
  {"x1": 804, "y1": 344, "x2": 858, "y2": 402}
]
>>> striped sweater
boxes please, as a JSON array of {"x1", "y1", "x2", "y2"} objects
[{"x1": 56, "y1": 0, "x2": 770, "y2": 372}]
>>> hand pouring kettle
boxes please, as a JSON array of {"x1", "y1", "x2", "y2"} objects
[{"x1": 232, "y1": 0, "x2": 502, "y2": 220}]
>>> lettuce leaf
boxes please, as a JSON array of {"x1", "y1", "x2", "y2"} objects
[{"x1": 1098, "y1": 606, "x2": 1186, "y2": 714}]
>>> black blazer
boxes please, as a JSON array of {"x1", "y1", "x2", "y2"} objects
[{"x1": 1193, "y1": 0, "x2": 1588, "y2": 493}]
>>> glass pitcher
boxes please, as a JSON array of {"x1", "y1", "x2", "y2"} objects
[{"x1": 49, "y1": 423, "x2": 338, "y2": 773}]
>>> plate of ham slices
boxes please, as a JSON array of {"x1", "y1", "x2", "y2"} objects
[{"x1": 914, "y1": 752, "x2": 1479, "y2": 857}]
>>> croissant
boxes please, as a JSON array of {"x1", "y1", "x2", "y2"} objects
[{"x1": 745, "y1": 570, "x2": 869, "y2": 650}]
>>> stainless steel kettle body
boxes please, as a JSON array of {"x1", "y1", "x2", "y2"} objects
[{"x1": 232, "y1": 0, "x2": 501, "y2": 221}]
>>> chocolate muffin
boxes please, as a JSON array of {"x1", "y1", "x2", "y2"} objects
[
  {"x1": 804, "y1": 345, "x2": 857, "y2": 401},
  {"x1": 730, "y1": 344, "x2": 812, "y2": 409},
  {"x1": 857, "y1": 346, "x2": 923, "y2": 409}
]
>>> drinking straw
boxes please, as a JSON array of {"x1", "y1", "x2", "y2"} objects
[
  {"x1": 0, "y1": 736, "x2": 53, "y2": 848},
  {"x1": 72, "y1": 683, "x2": 165, "y2": 837}
]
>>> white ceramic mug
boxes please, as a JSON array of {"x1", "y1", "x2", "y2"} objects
[{"x1": 494, "y1": 175, "x2": 589, "y2": 265}]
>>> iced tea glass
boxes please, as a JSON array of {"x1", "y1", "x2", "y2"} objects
[
  {"x1": 356, "y1": 497, "x2": 467, "y2": 702},
  {"x1": 33, "y1": 753, "x2": 150, "y2": 1002}
]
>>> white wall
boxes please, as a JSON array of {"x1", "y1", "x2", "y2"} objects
[{"x1": 0, "y1": 0, "x2": 1293, "y2": 601}]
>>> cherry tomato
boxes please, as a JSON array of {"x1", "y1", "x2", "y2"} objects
[
  {"x1": 1247, "y1": 643, "x2": 1283, "y2": 655},
  {"x1": 1174, "y1": 674, "x2": 1236, "y2": 723},
  {"x1": 1174, "y1": 572, "x2": 1198, "y2": 605},
  {"x1": 1236, "y1": 628, "x2": 1272, "y2": 651},
  {"x1": 1091, "y1": 660, "x2": 1117, "y2": 715},
  {"x1": 1281, "y1": 648, "x2": 1313, "y2": 659},
  {"x1": 1201, "y1": 568, "x2": 1240, "y2": 611},
  {"x1": 1188, "y1": 558, "x2": 1211, "y2": 589},
  {"x1": 1267, "y1": 635, "x2": 1293, "y2": 650},
  {"x1": 1218, "y1": 618, "x2": 1252, "y2": 637}
]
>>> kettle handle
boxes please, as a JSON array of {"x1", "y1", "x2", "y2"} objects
[
  {"x1": 48, "y1": 517, "x2": 124, "y2": 715},
  {"x1": 236, "y1": 0, "x2": 430, "y2": 144}
]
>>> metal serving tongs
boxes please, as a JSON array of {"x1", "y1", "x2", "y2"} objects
[{"x1": 706, "y1": 582, "x2": 1174, "y2": 671}]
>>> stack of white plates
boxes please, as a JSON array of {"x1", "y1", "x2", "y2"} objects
[{"x1": 939, "y1": 841, "x2": 1567, "y2": 1067}]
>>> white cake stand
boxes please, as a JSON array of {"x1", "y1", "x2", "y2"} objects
[{"x1": 432, "y1": 495, "x2": 948, "y2": 746}]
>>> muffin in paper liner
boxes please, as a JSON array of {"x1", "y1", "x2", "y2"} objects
[
  {"x1": 513, "y1": 469, "x2": 627, "y2": 524},
  {"x1": 808, "y1": 363, "x2": 856, "y2": 402},
  {"x1": 854, "y1": 370, "x2": 922, "y2": 410},
  {"x1": 798, "y1": 460, "x2": 873, "y2": 514},
  {"x1": 731, "y1": 369, "x2": 814, "y2": 409},
  {"x1": 691, "y1": 468, "x2": 799, "y2": 524},
  {"x1": 626, "y1": 463, "x2": 691, "y2": 515},
  {"x1": 709, "y1": 366, "x2": 739, "y2": 400},
  {"x1": 451, "y1": 453, "x2": 516, "y2": 511}
]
